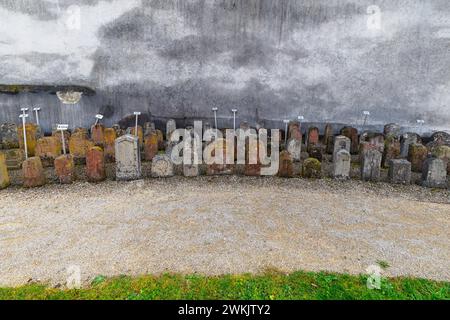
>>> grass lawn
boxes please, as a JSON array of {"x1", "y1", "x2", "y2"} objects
[{"x1": 0, "y1": 271, "x2": 448, "y2": 300}]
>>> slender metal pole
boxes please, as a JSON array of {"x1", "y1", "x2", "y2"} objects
[
  {"x1": 231, "y1": 109, "x2": 237, "y2": 131},
  {"x1": 33, "y1": 107, "x2": 40, "y2": 126},
  {"x1": 135, "y1": 114, "x2": 139, "y2": 137},
  {"x1": 20, "y1": 110, "x2": 29, "y2": 159},
  {"x1": 61, "y1": 130, "x2": 66, "y2": 155}
]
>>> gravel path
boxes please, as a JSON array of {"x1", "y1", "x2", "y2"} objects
[{"x1": 0, "y1": 176, "x2": 449, "y2": 287}]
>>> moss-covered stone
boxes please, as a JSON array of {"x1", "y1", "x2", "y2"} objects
[
  {"x1": 302, "y1": 158, "x2": 322, "y2": 179},
  {"x1": 431, "y1": 145, "x2": 450, "y2": 174},
  {"x1": 0, "y1": 152, "x2": 10, "y2": 189}
]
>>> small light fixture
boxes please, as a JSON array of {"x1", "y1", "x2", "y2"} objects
[{"x1": 57, "y1": 90, "x2": 83, "y2": 104}]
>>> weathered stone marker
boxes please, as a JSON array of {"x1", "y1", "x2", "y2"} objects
[
  {"x1": 307, "y1": 127, "x2": 319, "y2": 151},
  {"x1": 86, "y1": 146, "x2": 106, "y2": 182},
  {"x1": 421, "y1": 158, "x2": 447, "y2": 189},
  {"x1": 287, "y1": 137, "x2": 302, "y2": 162},
  {"x1": 400, "y1": 133, "x2": 419, "y2": 158},
  {"x1": 36, "y1": 136, "x2": 62, "y2": 167},
  {"x1": 205, "y1": 138, "x2": 234, "y2": 175},
  {"x1": 54, "y1": 154, "x2": 76, "y2": 184},
  {"x1": 0, "y1": 123, "x2": 19, "y2": 149},
  {"x1": 361, "y1": 149, "x2": 382, "y2": 181},
  {"x1": 91, "y1": 123, "x2": 105, "y2": 147},
  {"x1": 333, "y1": 135, "x2": 351, "y2": 162},
  {"x1": 333, "y1": 149, "x2": 351, "y2": 180},
  {"x1": 408, "y1": 143, "x2": 428, "y2": 172},
  {"x1": 302, "y1": 158, "x2": 322, "y2": 178},
  {"x1": 151, "y1": 154, "x2": 174, "y2": 178},
  {"x1": 388, "y1": 159, "x2": 411, "y2": 184},
  {"x1": 431, "y1": 145, "x2": 450, "y2": 174},
  {"x1": 128, "y1": 125, "x2": 143, "y2": 147},
  {"x1": 4, "y1": 149, "x2": 24, "y2": 169},
  {"x1": 22, "y1": 156, "x2": 46, "y2": 188},
  {"x1": 0, "y1": 152, "x2": 10, "y2": 189},
  {"x1": 341, "y1": 126, "x2": 359, "y2": 154},
  {"x1": 69, "y1": 131, "x2": 94, "y2": 164},
  {"x1": 324, "y1": 123, "x2": 334, "y2": 154},
  {"x1": 103, "y1": 128, "x2": 117, "y2": 162},
  {"x1": 384, "y1": 123, "x2": 401, "y2": 138},
  {"x1": 144, "y1": 131, "x2": 159, "y2": 161},
  {"x1": 382, "y1": 136, "x2": 401, "y2": 167},
  {"x1": 278, "y1": 150, "x2": 293, "y2": 178},
  {"x1": 115, "y1": 134, "x2": 141, "y2": 181}
]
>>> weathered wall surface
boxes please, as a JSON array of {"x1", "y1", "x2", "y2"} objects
[{"x1": 0, "y1": 0, "x2": 449, "y2": 133}]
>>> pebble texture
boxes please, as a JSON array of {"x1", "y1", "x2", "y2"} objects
[{"x1": 0, "y1": 177, "x2": 448, "y2": 287}]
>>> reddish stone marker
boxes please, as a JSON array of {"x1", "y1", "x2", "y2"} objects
[
  {"x1": 307, "y1": 127, "x2": 320, "y2": 150},
  {"x1": 0, "y1": 152, "x2": 10, "y2": 189},
  {"x1": 408, "y1": 143, "x2": 428, "y2": 172},
  {"x1": 22, "y1": 157, "x2": 46, "y2": 188},
  {"x1": 244, "y1": 141, "x2": 263, "y2": 176},
  {"x1": 341, "y1": 126, "x2": 359, "y2": 154},
  {"x1": 324, "y1": 124, "x2": 334, "y2": 154},
  {"x1": 54, "y1": 154, "x2": 76, "y2": 184},
  {"x1": 144, "y1": 131, "x2": 159, "y2": 161},
  {"x1": 91, "y1": 124, "x2": 106, "y2": 147},
  {"x1": 86, "y1": 146, "x2": 106, "y2": 182},
  {"x1": 278, "y1": 150, "x2": 294, "y2": 178}
]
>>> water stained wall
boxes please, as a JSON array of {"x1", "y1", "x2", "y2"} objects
[{"x1": 0, "y1": 0, "x2": 449, "y2": 133}]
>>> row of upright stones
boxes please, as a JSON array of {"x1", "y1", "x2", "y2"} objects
[{"x1": 0, "y1": 120, "x2": 449, "y2": 189}]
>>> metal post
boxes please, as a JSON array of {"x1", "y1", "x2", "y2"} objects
[
  {"x1": 362, "y1": 111, "x2": 370, "y2": 130},
  {"x1": 20, "y1": 108, "x2": 29, "y2": 159},
  {"x1": 134, "y1": 112, "x2": 141, "y2": 137},
  {"x1": 33, "y1": 107, "x2": 41, "y2": 126},
  {"x1": 212, "y1": 108, "x2": 218, "y2": 131},
  {"x1": 231, "y1": 109, "x2": 237, "y2": 131},
  {"x1": 57, "y1": 124, "x2": 69, "y2": 155},
  {"x1": 94, "y1": 114, "x2": 103, "y2": 126}
]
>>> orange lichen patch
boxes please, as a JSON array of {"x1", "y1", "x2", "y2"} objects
[
  {"x1": 144, "y1": 132, "x2": 159, "y2": 161},
  {"x1": 69, "y1": 132, "x2": 94, "y2": 162},
  {"x1": 18, "y1": 123, "x2": 39, "y2": 157},
  {"x1": 54, "y1": 154, "x2": 75, "y2": 184},
  {"x1": 0, "y1": 152, "x2": 10, "y2": 189},
  {"x1": 36, "y1": 136, "x2": 62, "y2": 167},
  {"x1": 103, "y1": 128, "x2": 117, "y2": 162}
]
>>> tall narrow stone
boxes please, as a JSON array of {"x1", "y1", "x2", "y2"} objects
[
  {"x1": 341, "y1": 127, "x2": 359, "y2": 154},
  {"x1": 361, "y1": 149, "x2": 382, "y2": 182},
  {"x1": 287, "y1": 135, "x2": 302, "y2": 162},
  {"x1": 86, "y1": 146, "x2": 106, "y2": 183},
  {"x1": 91, "y1": 124, "x2": 105, "y2": 147},
  {"x1": 421, "y1": 158, "x2": 447, "y2": 189},
  {"x1": 22, "y1": 157, "x2": 46, "y2": 188},
  {"x1": 307, "y1": 127, "x2": 319, "y2": 152},
  {"x1": 0, "y1": 152, "x2": 10, "y2": 189},
  {"x1": 408, "y1": 143, "x2": 428, "y2": 172},
  {"x1": 103, "y1": 128, "x2": 117, "y2": 162},
  {"x1": 144, "y1": 131, "x2": 159, "y2": 161},
  {"x1": 333, "y1": 149, "x2": 351, "y2": 180},
  {"x1": 324, "y1": 124, "x2": 334, "y2": 154},
  {"x1": 382, "y1": 136, "x2": 401, "y2": 167},
  {"x1": 388, "y1": 159, "x2": 411, "y2": 185},
  {"x1": 400, "y1": 133, "x2": 419, "y2": 158},
  {"x1": 278, "y1": 150, "x2": 293, "y2": 178},
  {"x1": 54, "y1": 154, "x2": 76, "y2": 184},
  {"x1": 115, "y1": 134, "x2": 141, "y2": 181}
]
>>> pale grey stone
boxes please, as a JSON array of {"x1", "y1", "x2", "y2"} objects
[
  {"x1": 287, "y1": 138, "x2": 302, "y2": 162},
  {"x1": 333, "y1": 149, "x2": 351, "y2": 180},
  {"x1": 166, "y1": 119, "x2": 176, "y2": 141},
  {"x1": 361, "y1": 149, "x2": 382, "y2": 181},
  {"x1": 421, "y1": 158, "x2": 447, "y2": 188},
  {"x1": 151, "y1": 154, "x2": 174, "y2": 178},
  {"x1": 388, "y1": 159, "x2": 411, "y2": 184},
  {"x1": 333, "y1": 135, "x2": 351, "y2": 162},
  {"x1": 115, "y1": 134, "x2": 141, "y2": 181},
  {"x1": 400, "y1": 133, "x2": 418, "y2": 158}
]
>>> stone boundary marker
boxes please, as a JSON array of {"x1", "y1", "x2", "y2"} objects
[{"x1": 115, "y1": 134, "x2": 141, "y2": 181}]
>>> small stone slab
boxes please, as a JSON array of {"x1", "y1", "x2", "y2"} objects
[
  {"x1": 388, "y1": 159, "x2": 411, "y2": 184},
  {"x1": 151, "y1": 154, "x2": 174, "y2": 178}
]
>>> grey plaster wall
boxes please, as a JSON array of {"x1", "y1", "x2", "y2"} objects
[{"x1": 0, "y1": 0, "x2": 449, "y2": 133}]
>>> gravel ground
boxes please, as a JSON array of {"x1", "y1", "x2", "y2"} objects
[{"x1": 0, "y1": 175, "x2": 449, "y2": 288}]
